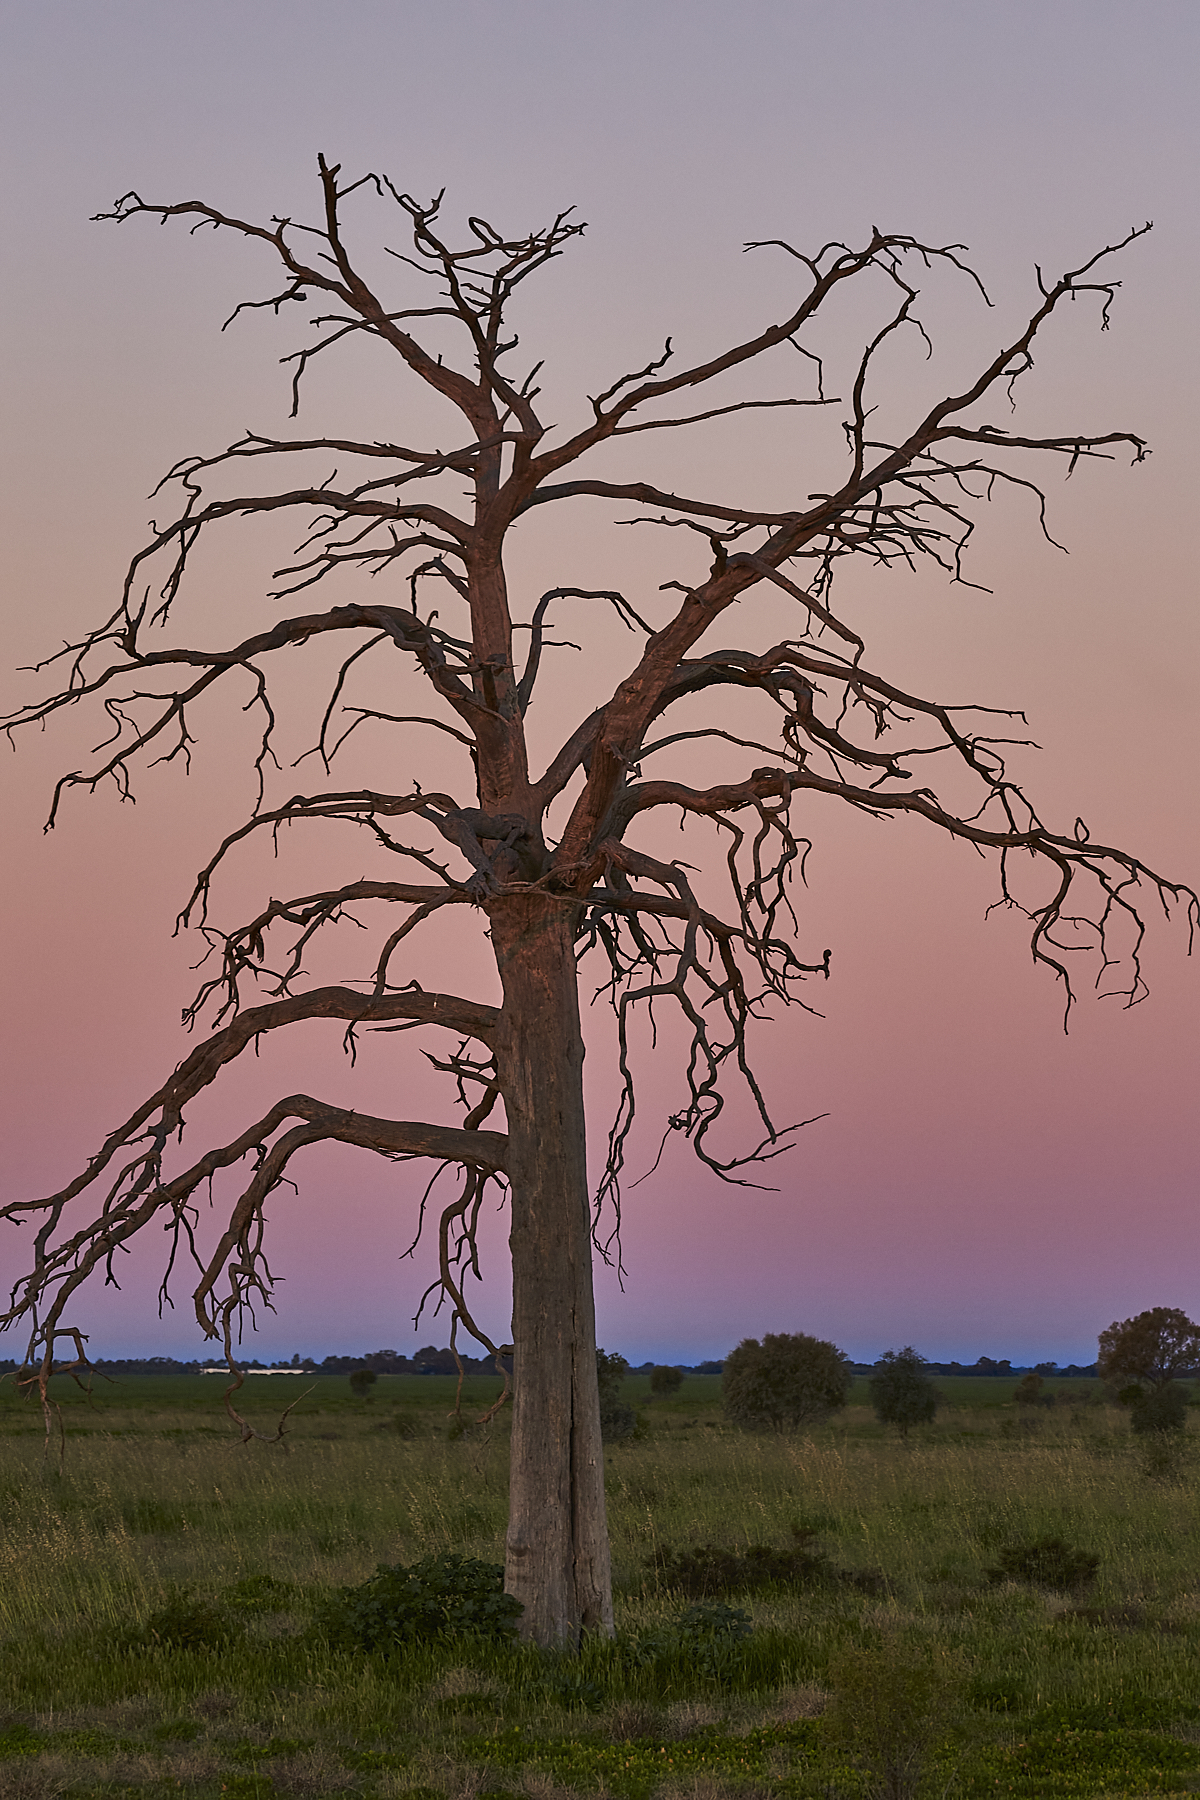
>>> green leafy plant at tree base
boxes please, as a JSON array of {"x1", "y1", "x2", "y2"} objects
[{"x1": 315, "y1": 1551, "x2": 523, "y2": 1652}]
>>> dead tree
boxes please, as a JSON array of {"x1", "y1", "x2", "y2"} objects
[{"x1": 2, "y1": 162, "x2": 1194, "y2": 1646}]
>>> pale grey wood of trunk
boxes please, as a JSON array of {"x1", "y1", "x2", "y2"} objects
[{"x1": 492, "y1": 895, "x2": 614, "y2": 1644}]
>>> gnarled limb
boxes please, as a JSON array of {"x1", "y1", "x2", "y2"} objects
[{"x1": 4, "y1": 1090, "x2": 506, "y2": 1371}]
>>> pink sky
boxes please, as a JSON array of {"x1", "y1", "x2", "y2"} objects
[{"x1": 2, "y1": 1, "x2": 1197, "y2": 1368}]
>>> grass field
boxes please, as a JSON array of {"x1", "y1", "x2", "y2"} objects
[{"x1": 0, "y1": 1367, "x2": 1197, "y2": 1798}]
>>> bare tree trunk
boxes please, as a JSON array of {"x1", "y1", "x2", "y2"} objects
[{"x1": 492, "y1": 895, "x2": 614, "y2": 1645}]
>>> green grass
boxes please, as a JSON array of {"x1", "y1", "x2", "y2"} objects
[{"x1": 1, "y1": 1369, "x2": 1197, "y2": 1797}]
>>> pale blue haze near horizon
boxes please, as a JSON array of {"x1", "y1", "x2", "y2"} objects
[{"x1": 1, "y1": 1, "x2": 1196, "y2": 1368}]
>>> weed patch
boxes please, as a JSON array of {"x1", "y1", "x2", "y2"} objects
[{"x1": 965, "y1": 1727, "x2": 1200, "y2": 1797}]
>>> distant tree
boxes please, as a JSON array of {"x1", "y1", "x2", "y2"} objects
[
  {"x1": 596, "y1": 1349, "x2": 636, "y2": 1443},
  {"x1": 1014, "y1": 1372, "x2": 1053, "y2": 1408},
  {"x1": 596, "y1": 1349, "x2": 629, "y2": 1392},
  {"x1": 349, "y1": 1367, "x2": 378, "y2": 1399},
  {"x1": 971, "y1": 1357, "x2": 1013, "y2": 1376},
  {"x1": 868, "y1": 1347, "x2": 939, "y2": 1439},
  {"x1": 649, "y1": 1365, "x2": 684, "y2": 1398},
  {"x1": 723, "y1": 1333, "x2": 850, "y2": 1433},
  {"x1": 1097, "y1": 1309, "x2": 1200, "y2": 1392}
]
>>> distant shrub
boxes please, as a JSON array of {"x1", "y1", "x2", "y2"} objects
[
  {"x1": 316, "y1": 1552, "x2": 522, "y2": 1652},
  {"x1": 349, "y1": 1367, "x2": 378, "y2": 1398},
  {"x1": 1015, "y1": 1372, "x2": 1054, "y2": 1408},
  {"x1": 868, "y1": 1347, "x2": 940, "y2": 1438},
  {"x1": 649, "y1": 1365, "x2": 684, "y2": 1397},
  {"x1": 986, "y1": 1534, "x2": 1100, "y2": 1592},
  {"x1": 722, "y1": 1332, "x2": 851, "y2": 1433},
  {"x1": 1127, "y1": 1382, "x2": 1190, "y2": 1435},
  {"x1": 599, "y1": 1397, "x2": 637, "y2": 1441}
]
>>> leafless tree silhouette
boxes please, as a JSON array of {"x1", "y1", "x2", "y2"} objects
[{"x1": 2, "y1": 161, "x2": 1193, "y2": 1644}]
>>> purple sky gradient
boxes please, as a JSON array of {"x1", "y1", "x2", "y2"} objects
[{"x1": 1, "y1": 1, "x2": 1196, "y2": 1367}]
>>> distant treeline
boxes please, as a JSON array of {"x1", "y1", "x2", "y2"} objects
[
  {"x1": 851, "y1": 1358, "x2": 1099, "y2": 1379},
  {"x1": 0, "y1": 1350, "x2": 1097, "y2": 1378}
]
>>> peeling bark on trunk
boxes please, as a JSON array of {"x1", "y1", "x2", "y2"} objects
[{"x1": 492, "y1": 895, "x2": 613, "y2": 1645}]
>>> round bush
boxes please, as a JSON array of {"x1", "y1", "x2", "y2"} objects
[{"x1": 722, "y1": 1332, "x2": 850, "y2": 1433}]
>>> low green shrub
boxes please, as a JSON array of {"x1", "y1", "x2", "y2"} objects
[
  {"x1": 646, "y1": 1525, "x2": 886, "y2": 1601},
  {"x1": 647, "y1": 1529, "x2": 828, "y2": 1597},
  {"x1": 315, "y1": 1551, "x2": 523, "y2": 1652},
  {"x1": 629, "y1": 1600, "x2": 752, "y2": 1680},
  {"x1": 134, "y1": 1589, "x2": 236, "y2": 1651},
  {"x1": 985, "y1": 1535, "x2": 1100, "y2": 1592}
]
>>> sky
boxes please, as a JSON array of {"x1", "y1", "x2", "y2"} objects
[{"x1": 1, "y1": 0, "x2": 1196, "y2": 1370}]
